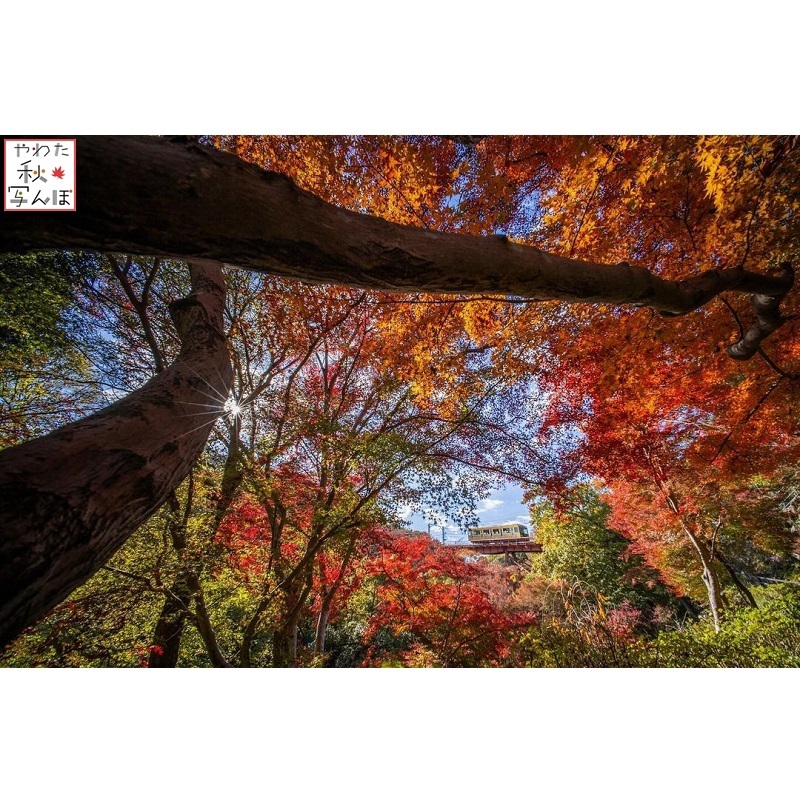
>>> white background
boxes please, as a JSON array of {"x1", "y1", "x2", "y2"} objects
[{"x1": 3, "y1": 2, "x2": 798, "y2": 797}]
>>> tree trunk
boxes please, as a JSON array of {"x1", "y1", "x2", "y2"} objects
[
  {"x1": 1, "y1": 136, "x2": 792, "y2": 358},
  {"x1": 148, "y1": 571, "x2": 192, "y2": 668},
  {"x1": 148, "y1": 427, "x2": 241, "y2": 667},
  {"x1": 271, "y1": 591, "x2": 304, "y2": 668},
  {"x1": 212, "y1": 427, "x2": 243, "y2": 535},
  {"x1": 313, "y1": 534, "x2": 358, "y2": 656},
  {"x1": 271, "y1": 627, "x2": 296, "y2": 669},
  {"x1": 313, "y1": 604, "x2": 332, "y2": 657},
  {"x1": 149, "y1": 488, "x2": 192, "y2": 668},
  {"x1": 683, "y1": 526, "x2": 725, "y2": 633},
  {"x1": 239, "y1": 597, "x2": 269, "y2": 668},
  {"x1": 272, "y1": 567, "x2": 314, "y2": 667},
  {"x1": 678, "y1": 595, "x2": 701, "y2": 622},
  {"x1": 715, "y1": 549, "x2": 759, "y2": 609},
  {"x1": 149, "y1": 480, "x2": 232, "y2": 669},
  {"x1": 0, "y1": 261, "x2": 231, "y2": 647},
  {"x1": 664, "y1": 491, "x2": 725, "y2": 633},
  {"x1": 185, "y1": 572, "x2": 230, "y2": 667}
]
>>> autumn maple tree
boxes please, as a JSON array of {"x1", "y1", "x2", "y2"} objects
[
  {"x1": 360, "y1": 531, "x2": 534, "y2": 667},
  {"x1": 192, "y1": 276, "x2": 541, "y2": 666}
]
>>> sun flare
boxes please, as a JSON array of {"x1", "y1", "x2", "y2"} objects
[{"x1": 224, "y1": 396, "x2": 242, "y2": 418}]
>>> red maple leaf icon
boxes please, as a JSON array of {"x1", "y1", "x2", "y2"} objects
[{"x1": 52, "y1": 166, "x2": 66, "y2": 179}]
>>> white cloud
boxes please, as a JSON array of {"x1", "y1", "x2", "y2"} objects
[{"x1": 477, "y1": 498, "x2": 504, "y2": 512}]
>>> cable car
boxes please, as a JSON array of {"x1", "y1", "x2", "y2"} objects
[{"x1": 468, "y1": 523, "x2": 531, "y2": 543}]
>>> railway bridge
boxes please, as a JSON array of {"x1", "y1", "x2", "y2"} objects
[{"x1": 451, "y1": 539, "x2": 542, "y2": 555}]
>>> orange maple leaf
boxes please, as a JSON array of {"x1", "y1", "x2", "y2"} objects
[{"x1": 52, "y1": 166, "x2": 65, "y2": 179}]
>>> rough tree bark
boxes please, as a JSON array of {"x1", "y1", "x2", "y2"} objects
[
  {"x1": 1, "y1": 136, "x2": 793, "y2": 357},
  {"x1": 0, "y1": 261, "x2": 231, "y2": 646}
]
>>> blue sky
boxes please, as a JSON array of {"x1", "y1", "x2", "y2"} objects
[{"x1": 403, "y1": 483, "x2": 531, "y2": 545}]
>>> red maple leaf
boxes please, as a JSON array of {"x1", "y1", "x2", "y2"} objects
[{"x1": 52, "y1": 166, "x2": 65, "y2": 179}]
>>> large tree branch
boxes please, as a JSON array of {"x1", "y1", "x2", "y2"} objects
[
  {"x1": 0, "y1": 136, "x2": 794, "y2": 358},
  {"x1": 0, "y1": 260, "x2": 232, "y2": 646},
  {"x1": 726, "y1": 285, "x2": 792, "y2": 360}
]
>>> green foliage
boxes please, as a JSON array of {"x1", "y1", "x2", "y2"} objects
[
  {"x1": 643, "y1": 581, "x2": 800, "y2": 667},
  {"x1": 515, "y1": 578, "x2": 800, "y2": 668},
  {"x1": 0, "y1": 252, "x2": 81, "y2": 364},
  {"x1": 0, "y1": 517, "x2": 166, "y2": 667},
  {"x1": 0, "y1": 252, "x2": 98, "y2": 446},
  {"x1": 528, "y1": 485, "x2": 677, "y2": 614}
]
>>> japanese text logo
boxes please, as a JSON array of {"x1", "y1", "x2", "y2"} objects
[{"x1": 4, "y1": 138, "x2": 76, "y2": 211}]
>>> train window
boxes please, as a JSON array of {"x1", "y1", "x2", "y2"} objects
[{"x1": 502, "y1": 527, "x2": 510, "y2": 534}]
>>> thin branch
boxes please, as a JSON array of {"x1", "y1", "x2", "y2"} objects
[
  {"x1": 710, "y1": 378, "x2": 784, "y2": 463},
  {"x1": 756, "y1": 347, "x2": 800, "y2": 380}
]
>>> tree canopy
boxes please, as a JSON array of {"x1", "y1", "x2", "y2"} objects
[{"x1": 1, "y1": 134, "x2": 799, "y2": 665}]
